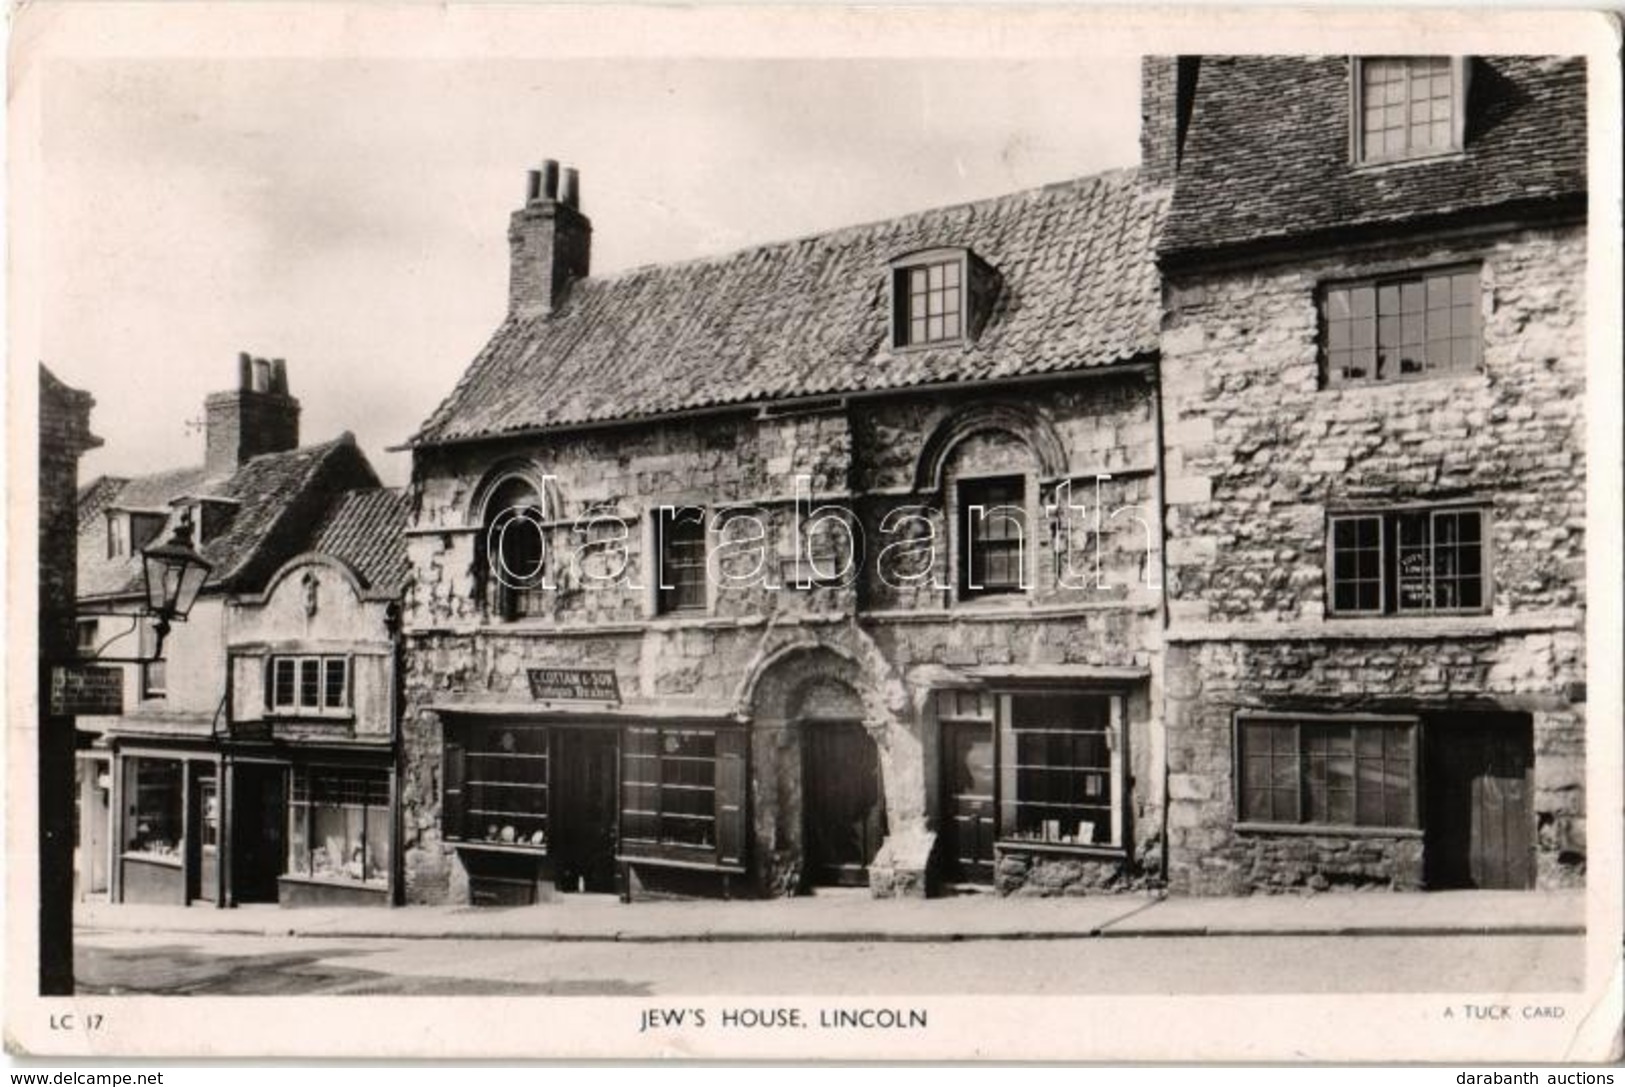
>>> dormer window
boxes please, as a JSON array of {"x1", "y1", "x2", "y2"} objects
[
  {"x1": 1354, "y1": 57, "x2": 1468, "y2": 164},
  {"x1": 890, "y1": 247, "x2": 1001, "y2": 349},
  {"x1": 106, "y1": 510, "x2": 168, "y2": 559}
]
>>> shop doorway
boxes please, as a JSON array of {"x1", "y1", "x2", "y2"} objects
[
  {"x1": 802, "y1": 720, "x2": 887, "y2": 887},
  {"x1": 551, "y1": 729, "x2": 619, "y2": 893},
  {"x1": 940, "y1": 720, "x2": 996, "y2": 885},
  {"x1": 77, "y1": 755, "x2": 112, "y2": 899},
  {"x1": 188, "y1": 764, "x2": 220, "y2": 904},
  {"x1": 231, "y1": 763, "x2": 287, "y2": 904},
  {"x1": 1424, "y1": 713, "x2": 1535, "y2": 890}
]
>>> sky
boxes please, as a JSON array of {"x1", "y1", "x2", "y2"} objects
[{"x1": 41, "y1": 55, "x2": 1139, "y2": 487}]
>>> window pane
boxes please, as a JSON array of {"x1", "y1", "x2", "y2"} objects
[
  {"x1": 124, "y1": 758, "x2": 183, "y2": 858},
  {"x1": 274, "y1": 659, "x2": 296, "y2": 707},
  {"x1": 298, "y1": 659, "x2": 321, "y2": 708},
  {"x1": 324, "y1": 659, "x2": 347, "y2": 709},
  {"x1": 960, "y1": 477, "x2": 1026, "y2": 597}
]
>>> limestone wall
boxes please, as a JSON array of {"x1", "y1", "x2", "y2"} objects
[
  {"x1": 399, "y1": 376, "x2": 1164, "y2": 902},
  {"x1": 1158, "y1": 222, "x2": 1587, "y2": 894}
]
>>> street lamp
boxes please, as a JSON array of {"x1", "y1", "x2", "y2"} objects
[
  {"x1": 80, "y1": 508, "x2": 212, "y2": 663},
  {"x1": 137, "y1": 510, "x2": 211, "y2": 658}
]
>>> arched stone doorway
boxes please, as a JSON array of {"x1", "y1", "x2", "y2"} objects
[
  {"x1": 745, "y1": 644, "x2": 901, "y2": 895},
  {"x1": 796, "y1": 679, "x2": 887, "y2": 887}
]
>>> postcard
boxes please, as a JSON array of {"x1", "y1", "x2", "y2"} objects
[{"x1": 7, "y1": 2, "x2": 1621, "y2": 1063}]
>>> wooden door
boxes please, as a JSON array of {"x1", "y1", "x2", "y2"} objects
[
  {"x1": 1425, "y1": 715, "x2": 1534, "y2": 890},
  {"x1": 941, "y1": 721, "x2": 996, "y2": 885},
  {"x1": 803, "y1": 721, "x2": 887, "y2": 886},
  {"x1": 552, "y1": 729, "x2": 620, "y2": 893},
  {"x1": 231, "y1": 764, "x2": 286, "y2": 904}
]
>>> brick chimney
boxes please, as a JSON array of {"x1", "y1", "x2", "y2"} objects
[
  {"x1": 1140, "y1": 56, "x2": 1200, "y2": 187},
  {"x1": 508, "y1": 158, "x2": 592, "y2": 319},
  {"x1": 204, "y1": 353, "x2": 300, "y2": 478}
]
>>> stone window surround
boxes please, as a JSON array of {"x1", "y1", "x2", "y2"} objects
[
  {"x1": 1348, "y1": 56, "x2": 1470, "y2": 168},
  {"x1": 1323, "y1": 501, "x2": 1492, "y2": 619},
  {"x1": 1232, "y1": 710, "x2": 1422, "y2": 836}
]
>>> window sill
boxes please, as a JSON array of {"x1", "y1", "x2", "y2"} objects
[
  {"x1": 885, "y1": 338, "x2": 971, "y2": 356},
  {"x1": 279, "y1": 874, "x2": 389, "y2": 892},
  {"x1": 1350, "y1": 150, "x2": 1467, "y2": 173},
  {"x1": 994, "y1": 839, "x2": 1126, "y2": 859},
  {"x1": 265, "y1": 711, "x2": 356, "y2": 722},
  {"x1": 1234, "y1": 822, "x2": 1423, "y2": 839},
  {"x1": 1323, "y1": 369, "x2": 1486, "y2": 391},
  {"x1": 121, "y1": 852, "x2": 182, "y2": 867},
  {"x1": 450, "y1": 839, "x2": 548, "y2": 857},
  {"x1": 618, "y1": 853, "x2": 745, "y2": 875}
]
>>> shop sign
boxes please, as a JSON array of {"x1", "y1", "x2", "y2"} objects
[
  {"x1": 526, "y1": 667, "x2": 621, "y2": 704},
  {"x1": 49, "y1": 665, "x2": 123, "y2": 716}
]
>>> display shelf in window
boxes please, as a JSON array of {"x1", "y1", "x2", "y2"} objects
[
  {"x1": 997, "y1": 692, "x2": 1123, "y2": 849},
  {"x1": 122, "y1": 757, "x2": 184, "y2": 862},
  {"x1": 619, "y1": 725, "x2": 748, "y2": 869},
  {"x1": 445, "y1": 721, "x2": 551, "y2": 850}
]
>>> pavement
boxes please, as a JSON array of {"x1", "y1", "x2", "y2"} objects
[{"x1": 74, "y1": 887, "x2": 1586, "y2": 943}]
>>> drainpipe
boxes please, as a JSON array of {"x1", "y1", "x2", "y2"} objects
[
  {"x1": 1149, "y1": 362, "x2": 1173, "y2": 890},
  {"x1": 386, "y1": 600, "x2": 403, "y2": 907}
]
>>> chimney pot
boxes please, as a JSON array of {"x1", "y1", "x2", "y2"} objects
[
  {"x1": 560, "y1": 167, "x2": 580, "y2": 210},
  {"x1": 206, "y1": 355, "x2": 301, "y2": 477},
  {"x1": 526, "y1": 169, "x2": 542, "y2": 203},
  {"x1": 540, "y1": 159, "x2": 560, "y2": 201}
]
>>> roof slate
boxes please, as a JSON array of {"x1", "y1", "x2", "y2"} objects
[
  {"x1": 77, "y1": 435, "x2": 379, "y2": 600},
  {"x1": 308, "y1": 487, "x2": 411, "y2": 595},
  {"x1": 1160, "y1": 56, "x2": 1587, "y2": 262},
  {"x1": 413, "y1": 169, "x2": 1167, "y2": 444}
]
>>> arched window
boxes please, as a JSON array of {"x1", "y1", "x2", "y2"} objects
[{"x1": 483, "y1": 477, "x2": 548, "y2": 620}]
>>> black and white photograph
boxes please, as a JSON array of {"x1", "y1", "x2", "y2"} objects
[{"x1": 7, "y1": 2, "x2": 1622, "y2": 1066}]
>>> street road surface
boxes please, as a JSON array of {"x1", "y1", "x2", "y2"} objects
[{"x1": 75, "y1": 931, "x2": 1582, "y2": 996}]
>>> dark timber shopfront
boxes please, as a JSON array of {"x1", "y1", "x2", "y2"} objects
[{"x1": 440, "y1": 711, "x2": 749, "y2": 903}]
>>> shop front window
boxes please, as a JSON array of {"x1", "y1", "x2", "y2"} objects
[
  {"x1": 619, "y1": 725, "x2": 748, "y2": 868},
  {"x1": 444, "y1": 722, "x2": 550, "y2": 848},
  {"x1": 286, "y1": 767, "x2": 391, "y2": 887},
  {"x1": 998, "y1": 692, "x2": 1121, "y2": 848},
  {"x1": 123, "y1": 758, "x2": 183, "y2": 860}
]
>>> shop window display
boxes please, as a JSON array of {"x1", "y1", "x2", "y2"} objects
[
  {"x1": 123, "y1": 758, "x2": 183, "y2": 860},
  {"x1": 286, "y1": 768, "x2": 391, "y2": 886}
]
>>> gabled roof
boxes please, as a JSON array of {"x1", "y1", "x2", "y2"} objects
[
  {"x1": 76, "y1": 475, "x2": 130, "y2": 534},
  {"x1": 308, "y1": 487, "x2": 411, "y2": 595},
  {"x1": 1160, "y1": 56, "x2": 1587, "y2": 264},
  {"x1": 77, "y1": 434, "x2": 380, "y2": 601},
  {"x1": 413, "y1": 168, "x2": 1167, "y2": 445}
]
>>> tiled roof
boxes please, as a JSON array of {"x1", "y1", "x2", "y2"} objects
[
  {"x1": 1160, "y1": 56, "x2": 1587, "y2": 262},
  {"x1": 308, "y1": 487, "x2": 411, "y2": 595},
  {"x1": 77, "y1": 434, "x2": 379, "y2": 600},
  {"x1": 413, "y1": 169, "x2": 1167, "y2": 444},
  {"x1": 76, "y1": 476, "x2": 130, "y2": 534}
]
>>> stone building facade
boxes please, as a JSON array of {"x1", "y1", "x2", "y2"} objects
[
  {"x1": 1152, "y1": 56, "x2": 1588, "y2": 893},
  {"x1": 399, "y1": 164, "x2": 1171, "y2": 903}
]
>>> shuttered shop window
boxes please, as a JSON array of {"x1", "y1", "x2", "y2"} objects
[{"x1": 620, "y1": 725, "x2": 748, "y2": 868}]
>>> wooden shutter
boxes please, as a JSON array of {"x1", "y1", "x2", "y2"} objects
[
  {"x1": 714, "y1": 729, "x2": 748, "y2": 867},
  {"x1": 442, "y1": 740, "x2": 465, "y2": 841}
]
